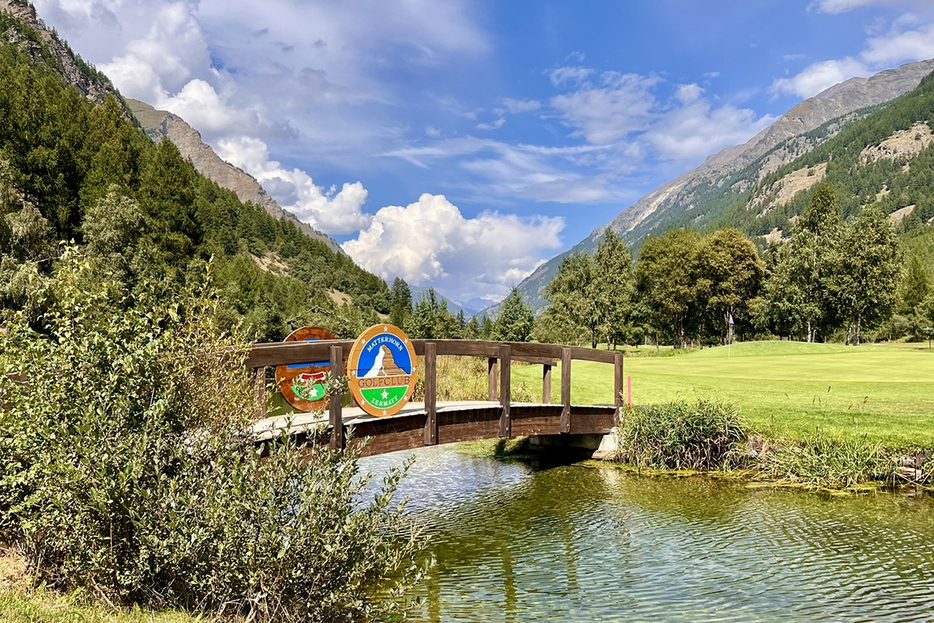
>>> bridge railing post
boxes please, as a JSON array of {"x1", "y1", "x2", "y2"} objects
[
  {"x1": 488, "y1": 357, "x2": 498, "y2": 401},
  {"x1": 329, "y1": 345, "x2": 345, "y2": 451},
  {"x1": 614, "y1": 352, "x2": 624, "y2": 420},
  {"x1": 499, "y1": 344, "x2": 511, "y2": 438},
  {"x1": 424, "y1": 342, "x2": 438, "y2": 446},
  {"x1": 560, "y1": 347, "x2": 571, "y2": 433},
  {"x1": 542, "y1": 363, "x2": 552, "y2": 404}
]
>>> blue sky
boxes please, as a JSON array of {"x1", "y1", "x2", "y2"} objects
[{"x1": 34, "y1": 0, "x2": 934, "y2": 310}]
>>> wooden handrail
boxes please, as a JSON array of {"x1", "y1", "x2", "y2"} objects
[{"x1": 245, "y1": 339, "x2": 616, "y2": 368}]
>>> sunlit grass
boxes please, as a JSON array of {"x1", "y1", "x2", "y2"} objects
[
  {"x1": 0, "y1": 591, "x2": 212, "y2": 623},
  {"x1": 0, "y1": 550, "x2": 211, "y2": 623},
  {"x1": 512, "y1": 340, "x2": 934, "y2": 448}
]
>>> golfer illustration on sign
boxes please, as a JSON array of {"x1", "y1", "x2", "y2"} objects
[{"x1": 347, "y1": 324, "x2": 418, "y2": 417}]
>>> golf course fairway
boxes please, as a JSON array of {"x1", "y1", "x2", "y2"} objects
[{"x1": 512, "y1": 341, "x2": 934, "y2": 448}]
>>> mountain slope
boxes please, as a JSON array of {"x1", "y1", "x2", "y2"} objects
[
  {"x1": 126, "y1": 98, "x2": 342, "y2": 255},
  {"x1": 0, "y1": 0, "x2": 390, "y2": 340},
  {"x1": 503, "y1": 58, "x2": 934, "y2": 315},
  {"x1": 0, "y1": 0, "x2": 124, "y2": 109}
]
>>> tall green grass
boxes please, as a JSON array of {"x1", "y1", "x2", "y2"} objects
[
  {"x1": 616, "y1": 401, "x2": 747, "y2": 470},
  {"x1": 763, "y1": 435, "x2": 897, "y2": 488}
]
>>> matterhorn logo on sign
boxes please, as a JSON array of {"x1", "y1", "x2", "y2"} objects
[{"x1": 347, "y1": 325, "x2": 418, "y2": 417}]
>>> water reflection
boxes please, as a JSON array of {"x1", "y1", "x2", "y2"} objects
[{"x1": 361, "y1": 447, "x2": 934, "y2": 623}]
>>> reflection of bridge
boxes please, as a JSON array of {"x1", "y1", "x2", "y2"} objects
[{"x1": 247, "y1": 340, "x2": 623, "y2": 457}]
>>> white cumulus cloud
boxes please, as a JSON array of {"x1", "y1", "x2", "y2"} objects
[
  {"x1": 342, "y1": 194, "x2": 564, "y2": 301},
  {"x1": 811, "y1": 0, "x2": 933, "y2": 14},
  {"x1": 219, "y1": 137, "x2": 372, "y2": 235},
  {"x1": 501, "y1": 97, "x2": 542, "y2": 114},
  {"x1": 862, "y1": 20, "x2": 934, "y2": 64},
  {"x1": 646, "y1": 98, "x2": 777, "y2": 161},
  {"x1": 769, "y1": 58, "x2": 870, "y2": 99},
  {"x1": 772, "y1": 9, "x2": 934, "y2": 100}
]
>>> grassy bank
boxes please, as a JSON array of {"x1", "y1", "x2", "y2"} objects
[
  {"x1": 0, "y1": 591, "x2": 207, "y2": 623},
  {"x1": 0, "y1": 551, "x2": 209, "y2": 623},
  {"x1": 512, "y1": 340, "x2": 934, "y2": 448}
]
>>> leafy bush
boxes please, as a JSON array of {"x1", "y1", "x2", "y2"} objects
[
  {"x1": 615, "y1": 400, "x2": 747, "y2": 470},
  {"x1": 763, "y1": 434, "x2": 896, "y2": 488},
  {"x1": 0, "y1": 250, "x2": 425, "y2": 622}
]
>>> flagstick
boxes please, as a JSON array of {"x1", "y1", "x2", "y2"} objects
[{"x1": 728, "y1": 312, "x2": 733, "y2": 360}]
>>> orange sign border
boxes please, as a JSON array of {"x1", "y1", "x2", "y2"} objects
[
  {"x1": 347, "y1": 324, "x2": 418, "y2": 418},
  {"x1": 275, "y1": 326, "x2": 335, "y2": 412}
]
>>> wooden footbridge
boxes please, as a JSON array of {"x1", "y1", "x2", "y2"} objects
[{"x1": 247, "y1": 340, "x2": 623, "y2": 457}]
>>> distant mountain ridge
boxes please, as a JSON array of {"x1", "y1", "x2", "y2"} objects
[
  {"x1": 126, "y1": 98, "x2": 343, "y2": 255},
  {"x1": 493, "y1": 58, "x2": 934, "y2": 316}
]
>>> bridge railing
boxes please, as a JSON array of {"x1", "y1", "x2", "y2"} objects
[{"x1": 245, "y1": 340, "x2": 624, "y2": 451}]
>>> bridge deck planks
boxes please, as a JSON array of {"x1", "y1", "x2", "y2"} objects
[{"x1": 252, "y1": 401, "x2": 616, "y2": 457}]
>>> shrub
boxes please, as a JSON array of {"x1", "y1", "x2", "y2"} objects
[
  {"x1": 615, "y1": 400, "x2": 747, "y2": 470},
  {"x1": 0, "y1": 250, "x2": 425, "y2": 622}
]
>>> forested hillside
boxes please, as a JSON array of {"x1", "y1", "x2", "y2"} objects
[
  {"x1": 0, "y1": 6, "x2": 389, "y2": 340},
  {"x1": 715, "y1": 73, "x2": 934, "y2": 239},
  {"x1": 500, "y1": 59, "x2": 934, "y2": 315}
]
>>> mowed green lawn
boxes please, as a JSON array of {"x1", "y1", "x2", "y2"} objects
[{"x1": 511, "y1": 341, "x2": 934, "y2": 448}]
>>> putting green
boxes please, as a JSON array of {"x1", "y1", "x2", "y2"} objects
[{"x1": 511, "y1": 341, "x2": 934, "y2": 448}]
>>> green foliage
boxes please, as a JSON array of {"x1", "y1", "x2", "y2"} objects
[
  {"x1": 615, "y1": 401, "x2": 747, "y2": 470},
  {"x1": 764, "y1": 186, "x2": 901, "y2": 343},
  {"x1": 836, "y1": 207, "x2": 901, "y2": 344},
  {"x1": 542, "y1": 252, "x2": 597, "y2": 345},
  {"x1": 493, "y1": 288, "x2": 533, "y2": 342},
  {"x1": 592, "y1": 230, "x2": 635, "y2": 348},
  {"x1": 696, "y1": 228, "x2": 765, "y2": 342},
  {"x1": 543, "y1": 232, "x2": 636, "y2": 348},
  {"x1": 0, "y1": 252, "x2": 424, "y2": 622},
  {"x1": 389, "y1": 277, "x2": 412, "y2": 329},
  {"x1": 897, "y1": 253, "x2": 930, "y2": 315},
  {"x1": 635, "y1": 229, "x2": 705, "y2": 347},
  {"x1": 764, "y1": 434, "x2": 896, "y2": 488},
  {"x1": 407, "y1": 288, "x2": 461, "y2": 339}
]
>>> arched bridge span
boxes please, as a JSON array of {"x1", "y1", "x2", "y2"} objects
[{"x1": 247, "y1": 340, "x2": 623, "y2": 457}]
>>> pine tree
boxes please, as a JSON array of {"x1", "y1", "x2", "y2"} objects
[
  {"x1": 493, "y1": 288, "x2": 534, "y2": 342},
  {"x1": 389, "y1": 277, "x2": 412, "y2": 329}
]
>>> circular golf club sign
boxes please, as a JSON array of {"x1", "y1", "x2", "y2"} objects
[
  {"x1": 275, "y1": 326, "x2": 335, "y2": 412},
  {"x1": 347, "y1": 324, "x2": 417, "y2": 417}
]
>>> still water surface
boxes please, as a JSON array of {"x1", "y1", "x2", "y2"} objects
[{"x1": 362, "y1": 447, "x2": 934, "y2": 623}]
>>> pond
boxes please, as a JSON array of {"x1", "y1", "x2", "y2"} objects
[{"x1": 362, "y1": 447, "x2": 934, "y2": 623}]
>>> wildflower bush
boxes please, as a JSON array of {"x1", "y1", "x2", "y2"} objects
[{"x1": 0, "y1": 250, "x2": 425, "y2": 622}]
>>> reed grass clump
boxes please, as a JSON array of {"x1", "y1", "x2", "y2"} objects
[
  {"x1": 763, "y1": 434, "x2": 897, "y2": 488},
  {"x1": 412, "y1": 356, "x2": 536, "y2": 403},
  {"x1": 615, "y1": 400, "x2": 747, "y2": 470}
]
